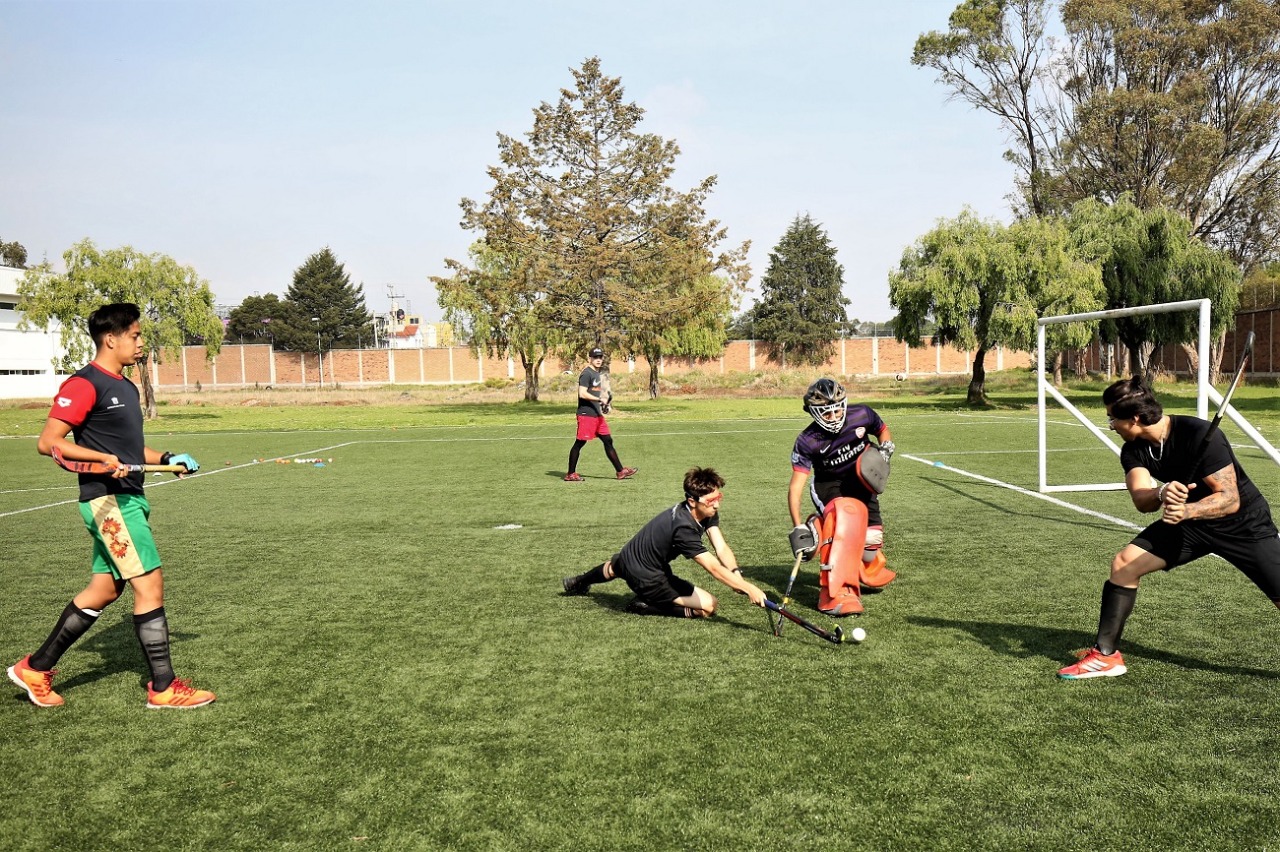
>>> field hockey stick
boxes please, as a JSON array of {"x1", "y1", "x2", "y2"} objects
[
  {"x1": 1162, "y1": 331, "x2": 1255, "y2": 523},
  {"x1": 51, "y1": 445, "x2": 188, "y2": 475},
  {"x1": 773, "y1": 551, "x2": 806, "y2": 637},
  {"x1": 763, "y1": 598, "x2": 845, "y2": 645}
]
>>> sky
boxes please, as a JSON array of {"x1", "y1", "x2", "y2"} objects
[{"x1": 1, "y1": 0, "x2": 1018, "y2": 325}]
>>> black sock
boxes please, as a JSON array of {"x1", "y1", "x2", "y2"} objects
[
  {"x1": 133, "y1": 607, "x2": 175, "y2": 692},
  {"x1": 659, "y1": 603, "x2": 694, "y2": 618},
  {"x1": 1096, "y1": 581, "x2": 1137, "y2": 655},
  {"x1": 577, "y1": 563, "x2": 610, "y2": 586},
  {"x1": 30, "y1": 602, "x2": 101, "y2": 671}
]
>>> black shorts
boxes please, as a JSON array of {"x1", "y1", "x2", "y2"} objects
[
  {"x1": 612, "y1": 555, "x2": 695, "y2": 605},
  {"x1": 812, "y1": 478, "x2": 883, "y2": 527},
  {"x1": 1132, "y1": 519, "x2": 1280, "y2": 602}
]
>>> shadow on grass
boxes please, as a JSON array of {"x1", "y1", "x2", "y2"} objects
[
  {"x1": 921, "y1": 477, "x2": 1126, "y2": 533},
  {"x1": 909, "y1": 614, "x2": 1280, "y2": 679}
]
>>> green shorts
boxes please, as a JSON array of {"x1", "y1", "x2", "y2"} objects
[{"x1": 78, "y1": 493, "x2": 162, "y2": 581}]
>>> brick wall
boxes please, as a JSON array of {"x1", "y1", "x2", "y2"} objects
[{"x1": 139, "y1": 336, "x2": 1033, "y2": 391}]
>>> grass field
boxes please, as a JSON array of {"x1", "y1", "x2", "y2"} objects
[{"x1": 2, "y1": 377, "x2": 1279, "y2": 850}]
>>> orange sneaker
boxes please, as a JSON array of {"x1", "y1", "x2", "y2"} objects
[
  {"x1": 563, "y1": 472, "x2": 584, "y2": 482},
  {"x1": 616, "y1": 467, "x2": 638, "y2": 480},
  {"x1": 147, "y1": 677, "x2": 216, "y2": 709},
  {"x1": 1058, "y1": 648, "x2": 1127, "y2": 680},
  {"x1": 7, "y1": 655, "x2": 63, "y2": 707}
]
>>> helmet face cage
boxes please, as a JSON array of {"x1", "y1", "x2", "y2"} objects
[{"x1": 804, "y1": 379, "x2": 847, "y2": 433}]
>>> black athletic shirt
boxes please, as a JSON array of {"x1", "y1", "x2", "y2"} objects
[
  {"x1": 50, "y1": 363, "x2": 145, "y2": 501},
  {"x1": 1120, "y1": 414, "x2": 1272, "y2": 538},
  {"x1": 614, "y1": 502, "x2": 719, "y2": 575},
  {"x1": 576, "y1": 366, "x2": 605, "y2": 416}
]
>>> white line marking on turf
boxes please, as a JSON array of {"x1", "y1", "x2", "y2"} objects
[{"x1": 903, "y1": 453, "x2": 1140, "y2": 531}]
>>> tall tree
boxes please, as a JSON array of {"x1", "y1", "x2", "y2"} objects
[
  {"x1": 913, "y1": 0, "x2": 1059, "y2": 216},
  {"x1": 890, "y1": 209, "x2": 1103, "y2": 403},
  {"x1": 0, "y1": 239, "x2": 28, "y2": 268},
  {"x1": 434, "y1": 241, "x2": 558, "y2": 401},
  {"x1": 454, "y1": 57, "x2": 748, "y2": 395},
  {"x1": 752, "y1": 214, "x2": 850, "y2": 367},
  {"x1": 16, "y1": 238, "x2": 223, "y2": 417},
  {"x1": 1055, "y1": 0, "x2": 1280, "y2": 273},
  {"x1": 284, "y1": 248, "x2": 373, "y2": 355},
  {"x1": 1067, "y1": 196, "x2": 1241, "y2": 377}
]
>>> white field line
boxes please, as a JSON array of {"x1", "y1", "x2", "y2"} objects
[{"x1": 902, "y1": 452, "x2": 1141, "y2": 532}]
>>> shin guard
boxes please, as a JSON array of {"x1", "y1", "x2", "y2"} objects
[{"x1": 817, "y1": 498, "x2": 866, "y2": 615}]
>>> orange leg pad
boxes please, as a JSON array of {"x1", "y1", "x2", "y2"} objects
[{"x1": 860, "y1": 549, "x2": 896, "y2": 589}]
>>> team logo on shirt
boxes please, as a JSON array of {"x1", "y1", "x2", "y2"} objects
[
  {"x1": 856, "y1": 427, "x2": 866, "y2": 439},
  {"x1": 56, "y1": 396, "x2": 72, "y2": 408},
  {"x1": 111, "y1": 397, "x2": 119, "y2": 405}
]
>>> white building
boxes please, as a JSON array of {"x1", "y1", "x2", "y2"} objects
[{"x1": 0, "y1": 265, "x2": 70, "y2": 401}]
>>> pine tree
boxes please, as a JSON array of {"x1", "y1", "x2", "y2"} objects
[
  {"x1": 285, "y1": 248, "x2": 373, "y2": 353},
  {"x1": 752, "y1": 215, "x2": 850, "y2": 367}
]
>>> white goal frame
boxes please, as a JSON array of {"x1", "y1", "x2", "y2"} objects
[
  {"x1": 1038, "y1": 298, "x2": 1280, "y2": 493},
  {"x1": 1036, "y1": 299, "x2": 1211, "y2": 494}
]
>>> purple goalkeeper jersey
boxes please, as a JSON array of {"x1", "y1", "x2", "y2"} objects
[{"x1": 791, "y1": 404, "x2": 886, "y2": 481}]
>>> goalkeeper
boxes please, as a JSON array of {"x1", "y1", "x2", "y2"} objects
[{"x1": 786, "y1": 378, "x2": 897, "y2": 616}]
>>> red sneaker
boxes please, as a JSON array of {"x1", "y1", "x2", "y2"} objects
[
  {"x1": 7, "y1": 655, "x2": 63, "y2": 707},
  {"x1": 616, "y1": 467, "x2": 638, "y2": 480},
  {"x1": 1058, "y1": 648, "x2": 1127, "y2": 679},
  {"x1": 563, "y1": 473, "x2": 584, "y2": 482}
]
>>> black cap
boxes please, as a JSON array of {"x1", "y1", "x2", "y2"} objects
[{"x1": 589, "y1": 347, "x2": 604, "y2": 358}]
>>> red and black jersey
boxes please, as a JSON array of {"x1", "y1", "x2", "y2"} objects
[{"x1": 50, "y1": 363, "x2": 145, "y2": 501}]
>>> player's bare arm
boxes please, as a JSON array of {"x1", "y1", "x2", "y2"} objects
[
  {"x1": 787, "y1": 469, "x2": 809, "y2": 526},
  {"x1": 1164, "y1": 464, "x2": 1240, "y2": 524},
  {"x1": 694, "y1": 552, "x2": 765, "y2": 605},
  {"x1": 706, "y1": 526, "x2": 738, "y2": 572},
  {"x1": 1125, "y1": 467, "x2": 1165, "y2": 513}
]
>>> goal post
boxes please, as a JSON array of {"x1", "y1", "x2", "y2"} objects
[{"x1": 1036, "y1": 299, "x2": 1211, "y2": 493}]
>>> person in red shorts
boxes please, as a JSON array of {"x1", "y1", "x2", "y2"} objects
[
  {"x1": 7, "y1": 302, "x2": 215, "y2": 710},
  {"x1": 564, "y1": 346, "x2": 637, "y2": 482}
]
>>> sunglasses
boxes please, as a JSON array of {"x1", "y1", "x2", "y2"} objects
[{"x1": 691, "y1": 492, "x2": 723, "y2": 507}]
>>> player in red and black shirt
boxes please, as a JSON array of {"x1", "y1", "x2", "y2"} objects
[
  {"x1": 1059, "y1": 376, "x2": 1280, "y2": 679},
  {"x1": 6, "y1": 303, "x2": 215, "y2": 709},
  {"x1": 561, "y1": 467, "x2": 766, "y2": 617}
]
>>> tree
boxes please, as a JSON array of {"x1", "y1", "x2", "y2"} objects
[
  {"x1": 752, "y1": 215, "x2": 851, "y2": 367},
  {"x1": 913, "y1": 0, "x2": 1059, "y2": 216},
  {"x1": 454, "y1": 57, "x2": 748, "y2": 396},
  {"x1": 1067, "y1": 196, "x2": 1240, "y2": 377},
  {"x1": 889, "y1": 209, "x2": 1103, "y2": 403},
  {"x1": 1054, "y1": 0, "x2": 1280, "y2": 273},
  {"x1": 1240, "y1": 261, "x2": 1280, "y2": 309},
  {"x1": 284, "y1": 248, "x2": 373, "y2": 356},
  {"x1": 435, "y1": 241, "x2": 558, "y2": 401},
  {"x1": 0, "y1": 239, "x2": 28, "y2": 268},
  {"x1": 16, "y1": 238, "x2": 223, "y2": 417},
  {"x1": 225, "y1": 294, "x2": 292, "y2": 344}
]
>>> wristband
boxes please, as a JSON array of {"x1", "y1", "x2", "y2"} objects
[
  {"x1": 1157, "y1": 484, "x2": 1167, "y2": 502},
  {"x1": 161, "y1": 452, "x2": 173, "y2": 465}
]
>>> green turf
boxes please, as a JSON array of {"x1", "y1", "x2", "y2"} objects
[{"x1": 2, "y1": 380, "x2": 1279, "y2": 850}]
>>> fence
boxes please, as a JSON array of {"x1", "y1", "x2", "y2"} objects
[{"x1": 137, "y1": 336, "x2": 1034, "y2": 392}]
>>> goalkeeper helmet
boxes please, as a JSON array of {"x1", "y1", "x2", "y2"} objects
[{"x1": 803, "y1": 378, "x2": 848, "y2": 433}]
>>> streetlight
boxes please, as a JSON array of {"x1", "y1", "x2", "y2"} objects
[{"x1": 311, "y1": 317, "x2": 323, "y2": 388}]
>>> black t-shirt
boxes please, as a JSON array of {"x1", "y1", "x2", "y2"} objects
[
  {"x1": 615, "y1": 502, "x2": 719, "y2": 576},
  {"x1": 1120, "y1": 414, "x2": 1272, "y2": 538},
  {"x1": 577, "y1": 366, "x2": 605, "y2": 416},
  {"x1": 51, "y1": 363, "x2": 145, "y2": 501}
]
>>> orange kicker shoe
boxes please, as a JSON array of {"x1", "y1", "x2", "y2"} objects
[
  {"x1": 8, "y1": 655, "x2": 63, "y2": 707},
  {"x1": 147, "y1": 677, "x2": 216, "y2": 709}
]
